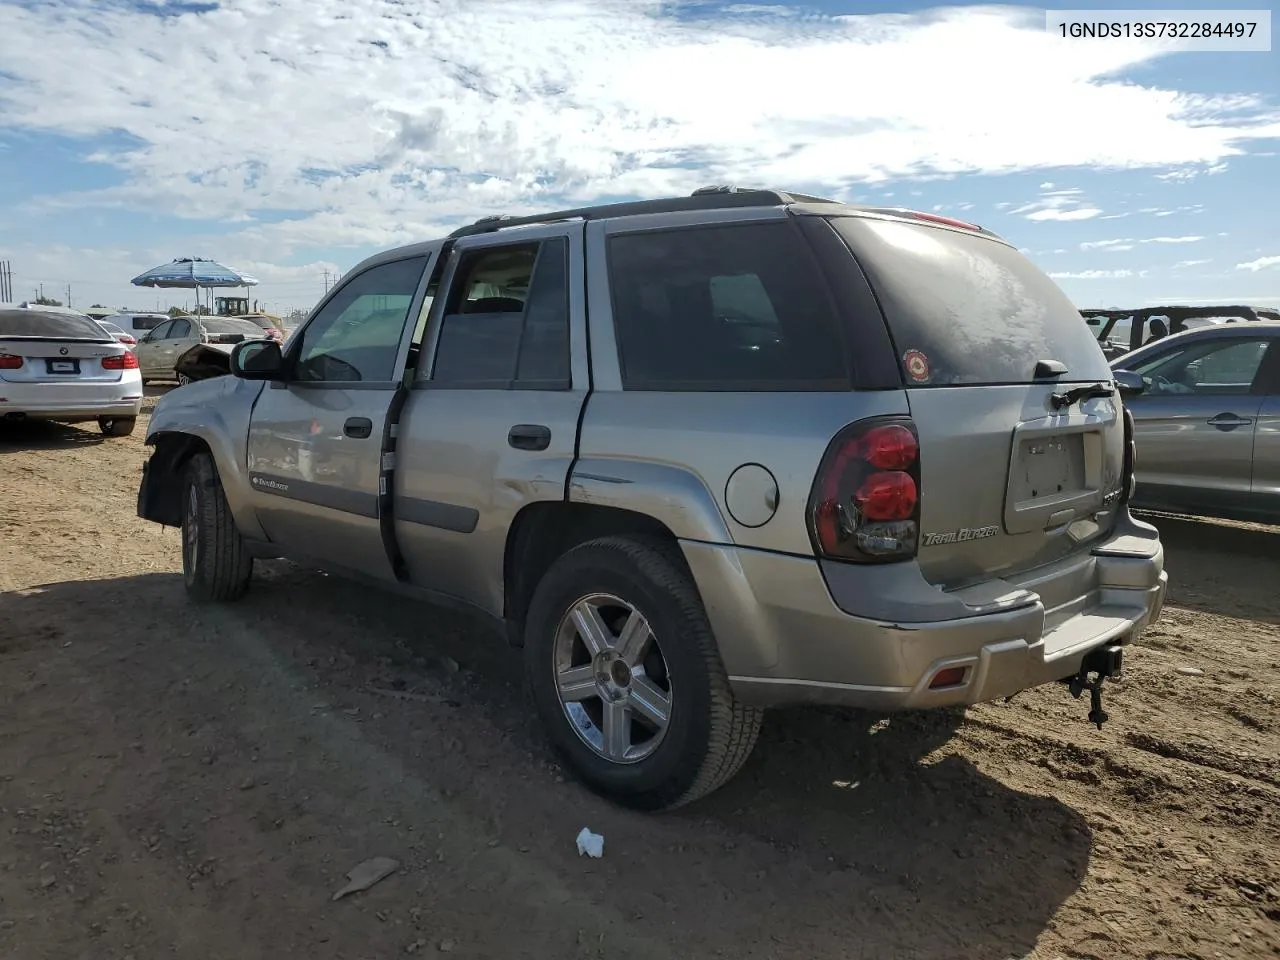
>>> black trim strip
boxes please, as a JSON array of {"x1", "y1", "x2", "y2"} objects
[
  {"x1": 249, "y1": 472, "x2": 378, "y2": 519},
  {"x1": 396, "y1": 496, "x2": 479, "y2": 533}
]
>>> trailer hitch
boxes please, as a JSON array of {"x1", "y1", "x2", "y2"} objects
[{"x1": 1063, "y1": 643, "x2": 1124, "y2": 730}]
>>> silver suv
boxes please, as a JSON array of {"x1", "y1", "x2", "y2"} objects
[{"x1": 136, "y1": 187, "x2": 1168, "y2": 810}]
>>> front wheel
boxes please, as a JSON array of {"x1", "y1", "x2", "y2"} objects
[
  {"x1": 176, "y1": 372, "x2": 192, "y2": 386},
  {"x1": 98, "y1": 416, "x2": 136, "y2": 437},
  {"x1": 524, "y1": 535, "x2": 762, "y2": 811},
  {"x1": 181, "y1": 452, "x2": 253, "y2": 602}
]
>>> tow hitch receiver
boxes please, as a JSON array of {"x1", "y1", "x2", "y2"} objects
[{"x1": 1063, "y1": 644, "x2": 1124, "y2": 730}]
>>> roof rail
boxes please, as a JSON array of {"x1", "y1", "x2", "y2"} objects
[{"x1": 446, "y1": 186, "x2": 838, "y2": 239}]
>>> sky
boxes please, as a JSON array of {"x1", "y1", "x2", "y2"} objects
[{"x1": 0, "y1": 0, "x2": 1277, "y2": 316}]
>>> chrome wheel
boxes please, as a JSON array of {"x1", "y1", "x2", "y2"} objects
[
  {"x1": 553, "y1": 593, "x2": 672, "y2": 764},
  {"x1": 183, "y1": 483, "x2": 199, "y2": 580},
  {"x1": 177, "y1": 372, "x2": 192, "y2": 386}
]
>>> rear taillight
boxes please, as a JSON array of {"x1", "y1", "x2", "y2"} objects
[
  {"x1": 809, "y1": 418, "x2": 921, "y2": 562},
  {"x1": 121, "y1": 336, "x2": 137, "y2": 345},
  {"x1": 0, "y1": 353, "x2": 23, "y2": 370},
  {"x1": 102, "y1": 352, "x2": 140, "y2": 370}
]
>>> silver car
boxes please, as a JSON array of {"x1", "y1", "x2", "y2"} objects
[
  {"x1": 135, "y1": 315, "x2": 268, "y2": 385},
  {"x1": 1111, "y1": 321, "x2": 1280, "y2": 524},
  {"x1": 137, "y1": 187, "x2": 1166, "y2": 809},
  {"x1": 0, "y1": 306, "x2": 143, "y2": 436}
]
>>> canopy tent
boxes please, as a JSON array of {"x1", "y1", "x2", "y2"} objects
[{"x1": 131, "y1": 257, "x2": 259, "y2": 314}]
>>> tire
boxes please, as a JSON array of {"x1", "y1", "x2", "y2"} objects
[
  {"x1": 524, "y1": 535, "x2": 762, "y2": 811},
  {"x1": 177, "y1": 372, "x2": 192, "y2": 386},
  {"x1": 98, "y1": 416, "x2": 137, "y2": 437},
  {"x1": 181, "y1": 452, "x2": 253, "y2": 602}
]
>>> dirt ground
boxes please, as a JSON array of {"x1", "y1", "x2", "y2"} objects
[{"x1": 1, "y1": 395, "x2": 1277, "y2": 960}]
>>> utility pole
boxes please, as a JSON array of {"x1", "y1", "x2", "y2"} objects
[
  {"x1": 0, "y1": 260, "x2": 11, "y2": 301},
  {"x1": 322, "y1": 270, "x2": 332, "y2": 294},
  {"x1": 66, "y1": 284, "x2": 72, "y2": 308}
]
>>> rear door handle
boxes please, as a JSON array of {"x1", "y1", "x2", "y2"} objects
[
  {"x1": 1207, "y1": 413, "x2": 1253, "y2": 430},
  {"x1": 344, "y1": 416, "x2": 373, "y2": 439},
  {"x1": 508, "y1": 423, "x2": 551, "y2": 451}
]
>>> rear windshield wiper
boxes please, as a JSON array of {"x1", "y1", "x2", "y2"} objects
[{"x1": 1050, "y1": 381, "x2": 1114, "y2": 411}]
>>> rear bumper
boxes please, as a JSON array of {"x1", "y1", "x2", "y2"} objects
[
  {"x1": 682, "y1": 517, "x2": 1166, "y2": 710},
  {"x1": 1, "y1": 398, "x2": 142, "y2": 421},
  {"x1": 1, "y1": 377, "x2": 143, "y2": 422}
]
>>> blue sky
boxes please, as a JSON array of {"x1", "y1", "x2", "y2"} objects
[{"x1": 0, "y1": 0, "x2": 1277, "y2": 314}]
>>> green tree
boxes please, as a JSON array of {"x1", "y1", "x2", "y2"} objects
[{"x1": 33, "y1": 296, "x2": 64, "y2": 307}]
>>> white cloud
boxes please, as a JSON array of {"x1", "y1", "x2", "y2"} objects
[
  {"x1": 0, "y1": 0, "x2": 1277, "y2": 255},
  {"x1": 1048, "y1": 269, "x2": 1140, "y2": 280},
  {"x1": 1080, "y1": 235, "x2": 1203, "y2": 251},
  {"x1": 1174, "y1": 259, "x2": 1211, "y2": 268},
  {"x1": 1012, "y1": 187, "x2": 1103, "y2": 222},
  {"x1": 1237, "y1": 255, "x2": 1280, "y2": 272},
  {"x1": 1154, "y1": 161, "x2": 1229, "y2": 182}
]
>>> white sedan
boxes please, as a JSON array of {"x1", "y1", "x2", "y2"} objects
[{"x1": 0, "y1": 306, "x2": 144, "y2": 436}]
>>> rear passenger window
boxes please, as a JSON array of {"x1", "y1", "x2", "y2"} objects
[
  {"x1": 430, "y1": 238, "x2": 570, "y2": 388},
  {"x1": 607, "y1": 222, "x2": 850, "y2": 390}
]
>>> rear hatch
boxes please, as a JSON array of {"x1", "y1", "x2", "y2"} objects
[
  {"x1": 827, "y1": 215, "x2": 1124, "y2": 589},
  {"x1": 0, "y1": 311, "x2": 128, "y2": 385}
]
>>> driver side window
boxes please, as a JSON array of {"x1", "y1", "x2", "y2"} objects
[
  {"x1": 1133, "y1": 338, "x2": 1272, "y2": 396},
  {"x1": 145, "y1": 320, "x2": 173, "y2": 341},
  {"x1": 292, "y1": 256, "x2": 428, "y2": 383}
]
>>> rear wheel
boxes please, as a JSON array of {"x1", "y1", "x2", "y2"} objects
[
  {"x1": 524, "y1": 535, "x2": 762, "y2": 811},
  {"x1": 177, "y1": 372, "x2": 193, "y2": 386},
  {"x1": 98, "y1": 416, "x2": 136, "y2": 437},
  {"x1": 182, "y1": 452, "x2": 253, "y2": 602}
]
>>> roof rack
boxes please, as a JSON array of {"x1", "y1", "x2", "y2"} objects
[{"x1": 446, "y1": 185, "x2": 839, "y2": 239}]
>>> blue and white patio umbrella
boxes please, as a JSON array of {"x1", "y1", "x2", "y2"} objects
[{"x1": 130, "y1": 257, "x2": 259, "y2": 311}]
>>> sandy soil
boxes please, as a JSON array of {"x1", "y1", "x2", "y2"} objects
[{"x1": 1, "y1": 398, "x2": 1277, "y2": 960}]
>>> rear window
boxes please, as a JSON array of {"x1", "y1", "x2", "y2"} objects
[
  {"x1": 607, "y1": 221, "x2": 851, "y2": 390},
  {"x1": 129, "y1": 315, "x2": 168, "y2": 330},
  {"x1": 203, "y1": 318, "x2": 263, "y2": 336},
  {"x1": 830, "y1": 217, "x2": 1112, "y2": 386},
  {"x1": 0, "y1": 309, "x2": 111, "y2": 340}
]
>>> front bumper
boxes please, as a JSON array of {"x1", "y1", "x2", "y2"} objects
[{"x1": 682, "y1": 519, "x2": 1167, "y2": 711}]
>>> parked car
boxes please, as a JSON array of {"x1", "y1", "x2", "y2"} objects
[
  {"x1": 231, "y1": 313, "x2": 286, "y2": 342},
  {"x1": 105, "y1": 311, "x2": 172, "y2": 341},
  {"x1": 96, "y1": 318, "x2": 138, "y2": 349},
  {"x1": 0, "y1": 305, "x2": 143, "y2": 435},
  {"x1": 1083, "y1": 305, "x2": 1269, "y2": 360},
  {"x1": 136, "y1": 186, "x2": 1167, "y2": 810},
  {"x1": 1110, "y1": 320, "x2": 1280, "y2": 524},
  {"x1": 135, "y1": 315, "x2": 269, "y2": 385}
]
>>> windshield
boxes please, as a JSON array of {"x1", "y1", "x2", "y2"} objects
[
  {"x1": 829, "y1": 217, "x2": 1112, "y2": 386},
  {"x1": 0, "y1": 309, "x2": 113, "y2": 340}
]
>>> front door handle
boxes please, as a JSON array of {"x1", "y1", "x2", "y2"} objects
[
  {"x1": 508, "y1": 423, "x2": 551, "y2": 451},
  {"x1": 344, "y1": 416, "x2": 373, "y2": 439},
  {"x1": 1207, "y1": 413, "x2": 1253, "y2": 430}
]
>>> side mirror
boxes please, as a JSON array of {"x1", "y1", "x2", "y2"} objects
[
  {"x1": 1113, "y1": 369, "x2": 1145, "y2": 398},
  {"x1": 230, "y1": 339, "x2": 285, "y2": 380}
]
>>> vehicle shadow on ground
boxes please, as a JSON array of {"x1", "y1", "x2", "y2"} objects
[
  {"x1": 1143, "y1": 512, "x2": 1280, "y2": 626},
  {"x1": 10, "y1": 570, "x2": 1092, "y2": 960},
  {"x1": 0, "y1": 419, "x2": 106, "y2": 450}
]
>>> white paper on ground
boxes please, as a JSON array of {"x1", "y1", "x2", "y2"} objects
[{"x1": 575, "y1": 827, "x2": 604, "y2": 858}]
